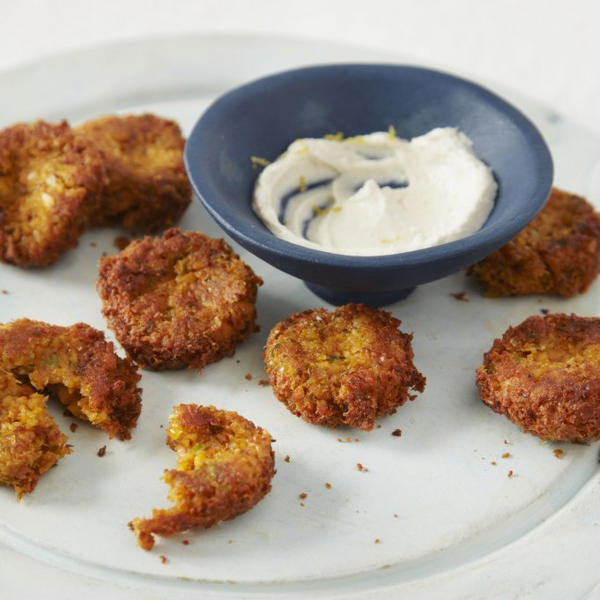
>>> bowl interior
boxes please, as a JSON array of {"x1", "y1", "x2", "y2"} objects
[{"x1": 185, "y1": 64, "x2": 552, "y2": 273}]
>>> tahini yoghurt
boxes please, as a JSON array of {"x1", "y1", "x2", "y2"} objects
[{"x1": 252, "y1": 127, "x2": 497, "y2": 256}]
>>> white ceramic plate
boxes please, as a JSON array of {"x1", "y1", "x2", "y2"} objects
[{"x1": 0, "y1": 34, "x2": 599, "y2": 600}]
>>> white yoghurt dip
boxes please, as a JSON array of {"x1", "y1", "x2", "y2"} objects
[{"x1": 252, "y1": 127, "x2": 497, "y2": 256}]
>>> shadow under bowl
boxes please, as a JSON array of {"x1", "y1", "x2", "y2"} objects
[{"x1": 184, "y1": 64, "x2": 553, "y2": 306}]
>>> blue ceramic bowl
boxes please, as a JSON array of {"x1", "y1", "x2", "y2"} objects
[{"x1": 185, "y1": 64, "x2": 553, "y2": 306}]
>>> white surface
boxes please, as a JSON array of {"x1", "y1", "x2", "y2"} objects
[
  {"x1": 0, "y1": 35, "x2": 599, "y2": 599},
  {"x1": 0, "y1": 0, "x2": 599, "y2": 138}
]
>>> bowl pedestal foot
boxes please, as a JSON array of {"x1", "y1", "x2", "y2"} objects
[{"x1": 304, "y1": 282, "x2": 415, "y2": 307}]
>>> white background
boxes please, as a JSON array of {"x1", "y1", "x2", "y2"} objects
[
  {"x1": 1, "y1": 2, "x2": 599, "y2": 599},
  {"x1": 1, "y1": 0, "x2": 599, "y2": 135}
]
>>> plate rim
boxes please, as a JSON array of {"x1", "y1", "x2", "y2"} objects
[{"x1": 0, "y1": 31, "x2": 599, "y2": 600}]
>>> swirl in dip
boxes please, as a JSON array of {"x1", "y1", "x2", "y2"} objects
[{"x1": 252, "y1": 127, "x2": 497, "y2": 256}]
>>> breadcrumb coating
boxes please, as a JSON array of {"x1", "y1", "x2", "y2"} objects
[
  {"x1": 0, "y1": 319, "x2": 142, "y2": 440},
  {"x1": 76, "y1": 114, "x2": 191, "y2": 231},
  {"x1": 0, "y1": 370, "x2": 70, "y2": 498},
  {"x1": 476, "y1": 313, "x2": 600, "y2": 441},
  {"x1": 469, "y1": 188, "x2": 600, "y2": 297},
  {"x1": 0, "y1": 114, "x2": 191, "y2": 266},
  {"x1": 264, "y1": 304, "x2": 426, "y2": 431},
  {"x1": 131, "y1": 404, "x2": 275, "y2": 550},
  {"x1": 97, "y1": 228, "x2": 262, "y2": 370},
  {"x1": 0, "y1": 120, "x2": 105, "y2": 266}
]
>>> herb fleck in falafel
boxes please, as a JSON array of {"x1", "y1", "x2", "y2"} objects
[
  {"x1": 264, "y1": 304, "x2": 425, "y2": 431},
  {"x1": 0, "y1": 370, "x2": 71, "y2": 499},
  {"x1": 131, "y1": 404, "x2": 275, "y2": 550},
  {"x1": 0, "y1": 120, "x2": 105, "y2": 266},
  {"x1": 0, "y1": 319, "x2": 142, "y2": 440}
]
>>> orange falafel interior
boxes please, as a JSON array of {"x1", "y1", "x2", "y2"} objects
[
  {"x1": 0, "y1": 114, "x2": 191, "y2": 268},
  {"x1": 264, "y1": 304, "x2": 426, "y2": 431},
  {"x1": 0, "y1": 370, "x2": 71, "y2": 499},
  {"x1": 0, "y1": 120, "x2": 105, "y2": 267},
  {"x1": 131, "y1": 404, "x2": 275, "y2": 551},
  {"x1": 0, "y1": 319, "x2": 142, "y2": 440}
]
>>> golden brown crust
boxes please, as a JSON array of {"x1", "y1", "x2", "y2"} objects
[
  {"x1": 0, "y1": 370, "x2": 71, "y2": 498},
  {"x1": 469, "y1": 188, "x2": 600, "y2": 297},
  {"x1": 76, "y1": 114, "x2": 191, "y2": 231},
  {"x1": 0, "y1": 120, "x2": 105, "y2": 266},
  {"x1": 0, "y1": 319, "x2": 142, "y2": 440},
  {"x1": 264, "y1": 304, "x2": 426, "y2": 431},
  {"x1": 131, "y1": 404, "x2": 275, "y2": 550},
  {"x1": 97, "y1": 228, "x2": 263, "y2": 371},
  {"x1": 476, "y1": 313, "x2": 600, "y2": 441}
]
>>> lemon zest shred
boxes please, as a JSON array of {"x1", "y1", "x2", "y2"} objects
[
  {"x1": 251, "y1": 155, "x2": 270, "y2": 168},
  {"x1": 388, "y1": 125, "x2": 397, "y2": 140},
  {"x1": 324, "y1": 132, "x2": 344, "y2": 141},
  {"x1": 343, "y1": 135, "x2": 365, "y2": 143},
  {"x1": 380, "y1": 234, "x2": 401, "y2": 244},
  {"x1": 299, "y1": 175, "x2": 307, "y2": 193},
  {"x1": 312, "y1": 204, "x2": 342, "y2": 217}
]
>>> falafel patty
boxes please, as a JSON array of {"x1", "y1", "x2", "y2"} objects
[
  {"x1": 75, "y1": 114, "x2": 191, "y2": 231},
  {"x1": 0, "y1": 120, "x2": 105, "y2": 266},
  {"x1": 97, "y1": 228, "x2": 263, "y2": 371},
  {"x1": 476, "y1": 313, "x2": 600, "y2": 441},
  {"x1": 0, "y1": 370, "x2": 71, "y2": 498},
  {"x1": 469, "y1": 188, "x2": 600, "y2": 297},
  {"x1": 0, "y1": 319, "x2": 142, "y2": 440},
  {"x1": 264, "y1": 304, "x2": 426, "y2": 431},
  {"x1": 131, "y1": 404, "x2": 275, "y2": 550}
]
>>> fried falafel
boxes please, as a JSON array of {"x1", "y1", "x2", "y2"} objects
[
  {"x1": 0, "y1": 370, "x2": 71, "y2": 498},
  {"x1": 469, "y1": 188, "x2": 600, "y2": 297},
  {"x1": 264, "y1": 304, "x2": 426, "y2": 431},
  {"x1": 476, "y1": 313, "x2": 600, "y2": 441},
  {"x1": 76, "y1": 114, "x2": 191, "y2": 231},
  {"x1": 131, "y1": 404, "x2": 275, "y2": 550},
  {"x1": 97, "y1": 228, "x2": 262, "y2": 371},
  {"x1": 0, "y1": 319, "x2": 142, "y2": 440},
  {"x1": 0, "y1": 120, "x2": 105, "y2": 266}
]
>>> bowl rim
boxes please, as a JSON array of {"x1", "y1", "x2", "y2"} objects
[{"x1": 184, "y1": 63, "x2": 554, "y2": 269}]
